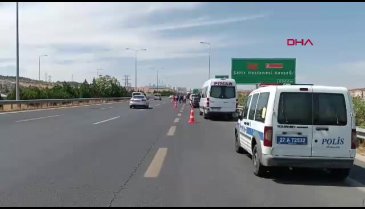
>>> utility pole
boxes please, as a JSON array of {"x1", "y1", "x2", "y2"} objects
[
  {"x1": 123, "y1": 75, "x2": 130, "y2": 87},
  {"x1": 125, "y1": 48, "x2": 147, "y2": 89},
  {"x1": 156, "y1": 69, "x2": 159, "y2": 93},
  {"x1": 96, "y1": 68, "x2": 103, "y2": 77}
]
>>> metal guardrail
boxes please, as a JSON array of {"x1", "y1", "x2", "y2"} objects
[
  {"x1": 237, "y1": 105, "x2": 365, "y2": 142},
  {"x1": 356, "y1": 127, "x2": 365, "y2": 141},
  {"x1": 0, "y1": 97, "x2": 131, "y2": 112}
]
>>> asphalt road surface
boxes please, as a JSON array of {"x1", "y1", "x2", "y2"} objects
[{"x1": 0, "y1": 98, "x2": 364, "y2": 206}]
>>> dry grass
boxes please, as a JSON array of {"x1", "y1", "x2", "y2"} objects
[{"x1": 358, "y1": 142, "x2": 365, "y2": 156}]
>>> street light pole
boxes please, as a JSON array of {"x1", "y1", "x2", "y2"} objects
[
  {"x1": 16, "y1": 2, "x2": 19, "y2": 101},
  {"x1": 157, "y1": 69, "x2": 159, "y2": 93},
  {"x1": 126, "y1": 48, "x2": 147, "y2": 90},
  {"x1": 200, "y1": 41, "x2": 211, "y2": 79},
  {"x1": 38, "y1": 54, "x2": 48, "y2": 81},
  {"x1": 134, "y1": 50, "x2": 137, "y2": 90},
  {"x1": 208, "y1": 45, "x2": 211, "y2": 79}
]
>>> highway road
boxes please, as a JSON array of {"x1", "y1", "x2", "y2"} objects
[{"x1": 0, "y1": 98, "x2": 364, "y2": 206}]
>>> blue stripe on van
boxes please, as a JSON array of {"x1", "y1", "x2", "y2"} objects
[{"x1": 246, "y1": 127, "x2": 264, "y2": 141}]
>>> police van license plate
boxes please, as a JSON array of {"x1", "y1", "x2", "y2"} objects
[{"x1": 277, "y1": 136, "x2": 307, "y2": 145}]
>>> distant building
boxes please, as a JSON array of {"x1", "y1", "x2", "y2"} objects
[
  {"x1": 176, "y1": 87, "x2": 187, "y2": 93},
  {"x1": 138, "y1": 85, "x2": 175, "y2": 93}
]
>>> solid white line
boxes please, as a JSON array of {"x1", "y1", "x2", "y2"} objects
[
  {"x1": 177, "y1": 113, "x2": 182, "y2": 117},
  {"x1": 0, "y1": 102, "x2": 122, "y2": 115},
  {"x1": 16, "y1": 114, "x2": 62, "y2": 123},
  {"x1": 100, "y1": 107, "x2": 113, "y2": 110},
  {"x1": 144, "y1": 148, "x2": 168, "y2": 178},
  {"x1": 93, "y1": 116, "x2": 120, "y2": 125},
  {"x1": 167, "y1": 126, "x2": 176, "y2": 136},
  {"x1": 155, "y1": 104, "x2": 160, "y2": 107},
  {"x1": 174, "y1": 118, "x2": 179, "y2": 123}
]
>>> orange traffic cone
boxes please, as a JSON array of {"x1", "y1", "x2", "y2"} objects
[{"x1": 188, "y1": 108, "x2": 195, "y2": 125}]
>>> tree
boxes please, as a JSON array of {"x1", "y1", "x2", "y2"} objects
[
  {"x1": 353, "y1": 97, "x2": 365, "y2": 128},
  {"x1": 90, "y1": 78, "x2": 99, "y2": 98},
  {"x1": 95, "y1": 75, "x2": 123, "y2": 97},
  {"x1": 79, "y1": 79, "x2": 91, "y2": 98}
]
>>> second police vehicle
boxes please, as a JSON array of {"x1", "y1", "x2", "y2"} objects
[{"x1": 199, "y1": 78, "x2": 237, "y2": 119}]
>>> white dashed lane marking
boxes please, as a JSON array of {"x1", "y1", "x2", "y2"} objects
[{"x1": 144, "y1": 148, "x2": 168, "y2": 178}]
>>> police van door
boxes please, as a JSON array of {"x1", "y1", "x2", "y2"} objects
[{"x1": 311, "y1": 90, "x2": 352, "y2": 158}]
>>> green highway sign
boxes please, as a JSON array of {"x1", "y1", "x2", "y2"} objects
[
  {"x1": 231, "y1": 58, "x2": 296, "y2": 84},
  {"x1": 215, "y1": 75, "x2": 229, "y2": 79}
]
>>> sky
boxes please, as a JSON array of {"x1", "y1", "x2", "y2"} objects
[{"x1": 1, "y1": 2, "x2": 365, "y2": 90}]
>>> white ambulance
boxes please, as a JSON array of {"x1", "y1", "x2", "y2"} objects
[
  {"x1": 234, "y1": 84, "x2": 358, "y2": 180},
  {"x1": 199, "y1": 78, "x2": 237, "y2": 119}
]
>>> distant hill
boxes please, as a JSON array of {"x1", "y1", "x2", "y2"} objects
[{"x1": 0, "y1": 75, "x2": 81, "y2": 94}]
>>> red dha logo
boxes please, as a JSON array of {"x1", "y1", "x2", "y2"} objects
[{"x1": 287, "y1": 39, "x2": 314, "y2": 46}]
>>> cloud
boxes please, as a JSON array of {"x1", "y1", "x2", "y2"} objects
[
  {"x1": 0, "y1": 2, "x2": 264, "y2": 87},
  {"x1": 141, "y1": 14, "x2": 269, "y2": 31}
]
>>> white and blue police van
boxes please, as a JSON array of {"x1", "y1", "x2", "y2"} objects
[
  {"x1": 199, "y1": 78, "x2": 237, "y2": 120},
  {"x1": 234, "y1": 84, "x2": 358, "y2": 180}
]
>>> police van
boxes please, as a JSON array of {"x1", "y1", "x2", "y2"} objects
[
  {"x1": 234, "y1": 84, "x2": 358, "y2": 180},
  {"x1": 199, "y1": 78, "x2": 237, "y2": 119}
]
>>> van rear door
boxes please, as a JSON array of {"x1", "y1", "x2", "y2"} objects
[
  {"x1": 311, "y1": 89, "x2": 351, "y2": 158},
  {"x1": 209, "y1": 83, "x2": 236, "y2": 112},
  {"x1": 272, "y1": 87, "x2": 313, "y2": 157}
]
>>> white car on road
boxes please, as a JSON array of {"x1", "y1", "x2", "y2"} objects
[{"x1": 130, "y1": 95, "x2": 149, "y2": 109}]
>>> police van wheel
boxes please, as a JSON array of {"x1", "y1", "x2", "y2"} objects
[
  {"x1": 252, "y1": 144, "x2": 267, "y2": 177},
  {"x1": 235, "y1": 131, "x2": 245, "y2": 154},
  {"x1": 330, "y1": 168, "x2": 350, "y2": 181}
]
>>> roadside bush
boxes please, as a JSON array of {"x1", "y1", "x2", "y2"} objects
[
  {"x1": 353, "y1": 97, "x2": 365, "y2": 128},
  {"x1": 6, "y1": 76, "x2": 130, "y2": 100}
]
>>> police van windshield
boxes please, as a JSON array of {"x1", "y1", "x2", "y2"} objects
[
  {"x1": 210, "y1": 86, "x2": 236, "y2": 99},
  {"x1": 278, "y1": 93, "x2": 347, "y2": 125}
]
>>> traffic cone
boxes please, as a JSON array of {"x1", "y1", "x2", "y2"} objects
[{"x1": 188, "y1": 108, "x2": 195, "y2": 125}]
